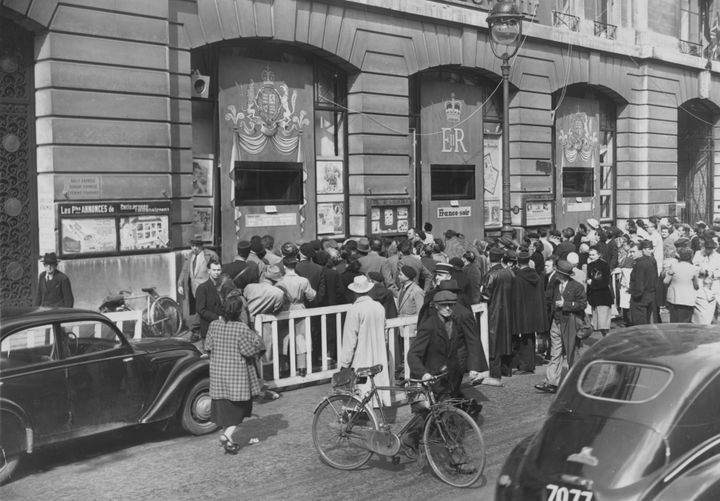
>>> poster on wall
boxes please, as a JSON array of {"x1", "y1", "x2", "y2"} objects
[
  {"x1": 192, "y1": 157, "x2": 214, "y2": 197},
  {"x1": 119, "y1": 215, "x2": 170, "y2": 251},
  {"x1": 483, "y1": 136, "x2": 502, "y2": 227},
  {"x1": 192, "y1": 207, "x2": 214, "y2": 242},
  {"x1": 317, "y1": 202, "x2": 344, "y2": 234},
  {"x1": 316, "y1": 160, "x2": 343, "y2": 194},
  {"x1": 367, "y1": 198, "x2": 411, "y2": 236},
  {"x1": 58, "y1": 201, "x2": 171, "y2": 256},
  {"x1": 61, "y1": 218, "x2": 117, "y2": 255}
]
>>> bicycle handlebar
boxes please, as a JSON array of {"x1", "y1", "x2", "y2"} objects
[{"x1": 404, "y1": 371, "x2": 448, "y2": 386}]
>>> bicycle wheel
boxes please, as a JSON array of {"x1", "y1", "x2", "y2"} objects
[
  {"x1": 423, "y1": 406, "x2": 485, "y2": 488},
  {"x1": 149, "y1": 296, "x2": 183, "y2": 337},
  {"x1": 312, "y1": 394, "x2": 378, "y2": 470}
]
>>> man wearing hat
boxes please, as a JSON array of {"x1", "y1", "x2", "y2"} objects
[
  {"x1": 339, "y1": 275, "x2": 392, "y2": 406},
  {"x1": 403, "y1": 288, "x2": 485, "y2": 451},
  {"x1": 247, "y1": 237, "x2": 268, "y2": 277},
  {"x1": 358, "y1": 238, "x2": 387, "y2": 278},
  {"x1": 480, "y1": 246, "x2": 515, "y2": 386},
  {"x1": 178, "y1": 234, "x2": 219, "y2": 321},
  {"x1": 34, "y1": 252, "x2": 74, "y2": 307},
  {"x1": 628, "y1": 239, "x2": 657, "y2": 326},
  {"x1": 535, "y1": 259, "x2": 587, "y2": 393},
  {"x1": 368, "y1": 271, "x2": 397, "y2": 320},
  {"x1": 510, "y1": 250, "x2": 547, "y2": 375}
]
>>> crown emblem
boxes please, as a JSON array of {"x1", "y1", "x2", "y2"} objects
[
  {"x1": 445, "y1": 93, "x2": 462, "y2": 123},
  {"x1": 261, "y1": 65, "x2": 275, "y2": 83}
]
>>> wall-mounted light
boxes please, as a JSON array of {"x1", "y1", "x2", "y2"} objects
[{"x1": 191, "y1": 69, "x2": 210, "y2": 99}]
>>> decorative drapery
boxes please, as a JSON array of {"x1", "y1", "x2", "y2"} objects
[
  {"x1": 556, "y1": 98, "x2": 599, "y2": 169},
  {"x1": 219, "y1": 60, "x2": 311, "y2": 235}
]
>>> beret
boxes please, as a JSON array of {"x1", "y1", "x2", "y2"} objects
[{"x1": 400, "y1": 265, "x2": 417, "y2": 280}]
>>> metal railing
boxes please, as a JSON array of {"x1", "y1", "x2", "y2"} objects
[
  {"x1": 680, "y1": 39, "x2": 703, "y2": 57},
  {"x1": 552, "y1": 11, "x2": 580, "y2": 32},
  {"x1": 253, "y1": 302, "x2": 489, "y2": 389},
  {"x1": 593, "y1": 20, "x2": 617, "y2": 40},
  {"x1": 104, "y1": 309, "x2": 143, "y2": 339}
]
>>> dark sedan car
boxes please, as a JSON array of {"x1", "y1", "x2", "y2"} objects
[
  {"x1": 496, "y1": 324, "x2": 720, "y2": 501},
  {"x1": 0, "y1": 307, "x2": 216, "y2": 485}
]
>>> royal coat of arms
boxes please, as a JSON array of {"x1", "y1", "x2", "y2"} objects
[
  {"x1": 224, "y1": 65, "x2": 309, "y2": 155},
  {"x1": 558, "y1": 112, "x2": 598, "y2": 166}
]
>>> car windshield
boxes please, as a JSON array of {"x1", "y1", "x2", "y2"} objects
[
  {"x1": 528, "y1": 413, "x2": 668, "y2": 489},
  {"x1": 578, "y1": 361, "x2": 672, "y2": 403}
]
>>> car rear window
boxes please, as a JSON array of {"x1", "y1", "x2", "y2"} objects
[{"x1": 579, "y1": 361, "x2": 671, "y2": 403}]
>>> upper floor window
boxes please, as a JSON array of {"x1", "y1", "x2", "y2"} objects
[{"x1": 681, "y1": 0, "x2": 702, "y2": 44}]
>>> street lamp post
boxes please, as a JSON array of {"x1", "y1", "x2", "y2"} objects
[{"x1": 487, "y1": 0, "x2": 523, "y2": 239}]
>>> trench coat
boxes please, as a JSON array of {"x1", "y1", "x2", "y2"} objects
[
  {"x1": 481, "y1": 263, "x2": 515, "y2": 358},
  {"x1": 511, "y1": 266, "x2": 547, "y2": 334},
  {"x1": 339, "y1": 295, "x2": 392, "y2": 406},
  {"x1": 553, "y1": 279, "x2": 587, "y2": 366}
]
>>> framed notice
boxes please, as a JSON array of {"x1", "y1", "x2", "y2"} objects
[
  {"x1": 317, "y1": 202, "x2": 344, "y2": 235},
  {"x1": 316, "y1": 160, "x2": 343, "y2": 194},
  {"x1": 524, "y1": 195, "x2": 554, "y2": 227},
  {"x1": 58, "y1": 201, "x2": 171, "y2": 257},
  {"x1": 192, "y1": 207, "x2": 214, "y2": 242},
  {"x1": 192, "y1": 157, "x2": 214, "y2": 197},
  {"x1": 366, "y1": 197, "x2": 411, "y2": 237},
  {"x1": 119, "y1": 215, "x2": 169, "y2": 251},
  {"x1": 61, "y1": 218, "x2": 117, "y2": 255}
]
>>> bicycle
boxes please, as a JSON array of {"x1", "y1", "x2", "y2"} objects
[
  {"x1": 311, "y1": 365, "x2": 485, "y2": 488},
  {"x1": 99, "y1": 286, "x2": 183, "y2": 338}
]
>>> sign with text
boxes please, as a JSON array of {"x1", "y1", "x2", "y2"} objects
[
  {"x1": 437, "y1": 206, "x2": 472, "y2": 218},
  {"x1": 58, "y1": 201, "x2": 170, "y2": 257},
  {"x1": 367, "y1": 197, "x2": 411, "y2": 236},
  {"x1": 524, "y1": 197, "x2": 554, "y2": 226}
]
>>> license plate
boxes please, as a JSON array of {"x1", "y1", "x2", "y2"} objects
[{"x1": 546, "y1": 483, "x2": 593, "y2": 501}]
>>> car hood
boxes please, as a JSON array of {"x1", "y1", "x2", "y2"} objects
[
  {"x1": 130, "y1": 337, "x2": 201, "y2": 355},
  {"x1": 518, "y1": 412, "x2": 668, "y2": 493}
]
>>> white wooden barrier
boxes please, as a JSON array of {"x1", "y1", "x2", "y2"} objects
[
  {"x1": 253, "y1": 302, "x2": 488, "y2": 389},
  {"x1": 104, "y1": 310, "x2": 144, "y2": 340}
]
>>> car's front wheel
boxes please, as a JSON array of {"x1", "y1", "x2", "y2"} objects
[
  {"x1": 180, "y1": 378, "x2": 217, "y2": 435},
  {"x1": 0, "y1": 412, "x2": 25, "y2": 486}
]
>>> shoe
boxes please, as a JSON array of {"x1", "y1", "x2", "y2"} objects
[
  {"x1": 190, "y1": 333, "x2": 201, "y2": 343},
  {"x1": 219, "y1": 434, "x2": 240, "y2": 454},
  {"x1": 297, "y1": 368, "x2": 307, "y2": 377},
  {"x1": 534, "y1": 383, "x2": 558, "y2": 394},
  {"x1": 480, "y1": 377, "x2": 503, "y2": 387},
  {"x1": 513, "y1": 369, "x2": 535, "y2": 375}
]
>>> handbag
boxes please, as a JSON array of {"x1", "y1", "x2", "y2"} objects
[
  {"x1": 332, "y1": 367, "x2": 355, "y2": 388},
  {"x1": 576, "y1": 313, "x2": 594, "y2": 340}
]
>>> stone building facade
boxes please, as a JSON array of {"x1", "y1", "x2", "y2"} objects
[{"x1": 1, "y1": 0, "x2": 719, "y2": 308}]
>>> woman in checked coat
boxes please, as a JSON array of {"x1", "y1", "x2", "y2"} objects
[{"x1": 205, "y1": 293, "x2": 264, "y2": 454}]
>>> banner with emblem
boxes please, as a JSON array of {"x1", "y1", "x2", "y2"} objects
[
  {"x1": 218, "y1": 57, "x2": 313, "y2": 244},
  {"x1": 555, "y1": 97, "x2": 599, "y2": 169}
]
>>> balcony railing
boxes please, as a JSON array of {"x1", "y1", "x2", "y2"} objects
[
  {"x1": 593, "y1": 21, "x2": 617, "y2": 40},
  {"x1": 553, "y1": 11, "x2": 580, "y2": 32},
  {"x1": 680, "y1": 39, "x2": 704, "y2": 57}
]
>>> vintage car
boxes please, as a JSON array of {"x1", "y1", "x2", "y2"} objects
[
  {"x1": 0, "y1": 307, "x2": 216, "y2": 485},
  {"x1": 496, "y1": 324, "x2": 720, "y2": 501}
]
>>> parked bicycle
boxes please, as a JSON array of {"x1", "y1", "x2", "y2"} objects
[
  {"x1": 99, "y1": 286, "x2": 183, "y2": 338},
  {"x1": 311, "y1": 365, "x2": 485, "y2": 488}
]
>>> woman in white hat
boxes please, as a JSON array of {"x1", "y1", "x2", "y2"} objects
[{"x1": 338, "y1": 275, "x2": 392, "y2": 406}]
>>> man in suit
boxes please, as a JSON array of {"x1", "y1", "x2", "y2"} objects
[
  {"x1": 177, "y1": 235, "x2": 219, "y2": 319},
  {"x1": 358, "y1": 237, "x2": 388, "y2": 279},
  {"x1": 628, "y1": 239, "x2": 657, "y2": 326},
  {"x1": 195, "y1": 258, "x2": 224, "y2": 341},
  {"x1": 535, "y1": 260, "x2": 587, "y2": 393},
  {"x1": 222, "y1": 240, "x2": 259, "y2": 290},
  {"x1": 404, "y1": 290, "x2": 484, "y2": 452},
  {"x1": 296, "y1": 242, "x2": 326, "y2": 363},
  {"x1": 34, "y1": 252, "x2": 74, "y2": 307},
  {"x1": 397, "y1": 239, "x2": 433, "y2": 293}
]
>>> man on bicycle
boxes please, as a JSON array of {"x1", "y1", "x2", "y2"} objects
[{"x1": 403, "y1": 290, "x2": 484, "y2": 451}]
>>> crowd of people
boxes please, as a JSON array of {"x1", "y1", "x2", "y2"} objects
[{"x1": 175, "y1": 215, "x2": 720, "y2": 453}]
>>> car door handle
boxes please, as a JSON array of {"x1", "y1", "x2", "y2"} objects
[{"x1": 122, "y1": 357, "x2": 133, "y2": 362}]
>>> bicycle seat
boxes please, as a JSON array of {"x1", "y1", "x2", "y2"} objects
[
  {"x1": 355, "y1": 364, "x2": 383, "y2": 377},
  {"x1": 141, "y1": 287, "x2": 157, "y2": 294}
]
